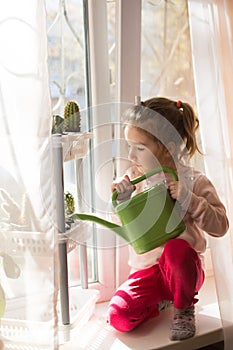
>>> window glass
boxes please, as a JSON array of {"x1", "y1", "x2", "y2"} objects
[
  {"x1": 46, "y1": 0, "x2": 86, "y2": 111},
  {"x1": 106, "y1": 0, "x2": 117, "y2": 101},
  {"x1": 45, "y1": 0, "x2": 97, "y2": 286},
  {"x1": 141, "y1": 0, "x2": 204, "y2": 172},
  {"x1": 141, "y1": 1, "x2": 195, "y2": 101}
]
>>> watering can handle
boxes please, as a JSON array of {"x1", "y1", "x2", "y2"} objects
[{"x1": 112, "y1": 166, "x2": 178, "y2": 208}]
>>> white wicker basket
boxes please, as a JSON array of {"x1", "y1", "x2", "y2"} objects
[
  {"x1": 1, "y1": 231, "x2": 54, "y2": 257},
  {"x1": 1, "y1": 224, "x2": 89, "y2": 257},
  {"x1": 62, "y1": 133, "x2": 92, "y2": 162},
  {"x1": 0, "y1": 288, "x2": 99, "y2": 348}
]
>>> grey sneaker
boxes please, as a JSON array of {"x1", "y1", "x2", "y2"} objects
[{"x1": 170, "y1": 305, "x2": 195, "y2": 341}]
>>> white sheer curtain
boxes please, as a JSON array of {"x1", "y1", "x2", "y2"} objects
[
  {"x1": 188, "y1": 1, "x2": 233, "y2": 349},
  {"x1": 0, "y1": 1, "x2": 58, "y2": 349}
]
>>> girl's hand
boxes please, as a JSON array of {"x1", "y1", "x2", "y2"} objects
[
  {"x1": 169, "y1": 181, "x2": 187, "y2": 201},
  {"x1": 111, "y1": 175, "x2": 136, "y2": 201}
]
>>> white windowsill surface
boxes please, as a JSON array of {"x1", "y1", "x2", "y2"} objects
[{"x1": 60, "y1": 275, "x2": 223, "y2": 350}]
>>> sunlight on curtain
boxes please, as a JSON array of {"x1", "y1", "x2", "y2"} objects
[
  {"x1": 0, "y1": 1, "x2": 58, "y2": 349},
  {"x1": 188, "y1": 1, "x2": 233, "y2": 349}
]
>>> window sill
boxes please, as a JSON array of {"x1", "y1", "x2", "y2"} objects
[
  {"x1": 58, "y1": 288, "x2": 100, "y2": 343},
  {"x1": 60, "y1": 275, "x2": 223, "y2": 349}
]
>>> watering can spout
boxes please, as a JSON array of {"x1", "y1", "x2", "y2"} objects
[{"x1": 71, "y1": 213, "x2": 128, "y2": 241}]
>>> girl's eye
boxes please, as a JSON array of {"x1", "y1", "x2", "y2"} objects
[{"x1": 127, "y1": 144, "x2": 145, "y2": 151}]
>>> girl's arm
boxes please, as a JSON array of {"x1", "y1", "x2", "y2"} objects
[{"x1": 169, "y1": 175, "x2": 229, "y2": 237}]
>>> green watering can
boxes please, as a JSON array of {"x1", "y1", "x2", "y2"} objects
[{"x1": 72, "y1": 166, "x2": 185, "y2": 254}]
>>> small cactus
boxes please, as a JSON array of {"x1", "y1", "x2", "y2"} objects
[
  {"x1": 52, "y1": 114, "x2": 64, "y2": 134},
  {"x1": 64, "y1": 100, "x2": 81, "y2": 132},
  {"x1": 64, "y1": 191, "x2": 75, "y2": 216}
]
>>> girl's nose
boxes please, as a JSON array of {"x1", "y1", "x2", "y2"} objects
[{"x1": 128, "y1": 148, "x2": 137, "y2": 162}]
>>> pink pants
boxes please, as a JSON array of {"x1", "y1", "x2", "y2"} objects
[{"x1": 107, "y1": 239, "x2": 205, "y2": 332}]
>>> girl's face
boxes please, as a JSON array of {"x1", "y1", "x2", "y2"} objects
[{"x1": 124, "y1": 125, "x2": 171, "y2": 173}]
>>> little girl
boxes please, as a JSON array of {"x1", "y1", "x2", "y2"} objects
[{"x1": 107, "y1": 97, "x2": 229, "y2": 340}]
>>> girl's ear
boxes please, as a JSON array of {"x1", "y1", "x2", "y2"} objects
[{"x1": 167, "y1": 141, "x2": 177, "y2": 155}]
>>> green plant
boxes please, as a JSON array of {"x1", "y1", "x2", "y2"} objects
[
  {"x1": 64, "y1": 191, "x2": 75, "y2": 216},
  {"x1": 0, "y1": 284, "x2": 5, "y2": 318},
  {"x1": 0, "y1": 252, "x2": 21, "y2": 318},
  {"x1": 64, "y1": 100, "x2": 81, "y2": 132},
  {"x1": 52, "y1": 115, "x2": 64, "y2": 134},
  {"x1": 51, "y1": 100, "x2": 81, "y2": 134}
]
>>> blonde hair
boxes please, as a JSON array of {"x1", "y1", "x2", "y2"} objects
[{"x1": 123, "y1": 97, "x2": 201, "y2": 159}]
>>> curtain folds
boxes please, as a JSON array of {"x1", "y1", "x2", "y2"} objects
[
  {"x1": 188, "y1": 1, "x2": 233, "y2": 349},
  {"x1": 0, "y1": 1, "x2": 58, "y2": 349}
]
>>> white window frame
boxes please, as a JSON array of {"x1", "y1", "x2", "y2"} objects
[
  {"x1": 85, "y1": 0, "x2": 116, "y2": 302},
  {"x1": 115, "y1": 0, "x2": 142, "y2": 287},
  {"x1": 86, "y1": 0, "x2": 142, "y2": 300}
]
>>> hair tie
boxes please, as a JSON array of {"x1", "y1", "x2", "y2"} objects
[
  {"x1": 135, "y1": 96, "x2": 141, "y2": 106},
  {"x1": 176, "y1": 100, "x2": 183, "y2": 108}
]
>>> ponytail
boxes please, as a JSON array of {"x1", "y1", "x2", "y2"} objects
[{"x1": 180, "y1": 101, "x2": 201, "y2": 157}]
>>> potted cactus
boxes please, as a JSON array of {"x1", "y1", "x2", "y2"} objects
[
  {"x1": 52, "y1": 100, "x2": 81, "y2": 134},
  {"x1": 64, "y1": 100, "x2": 81, "y2": 132},
  {"x1": 52, "y1": 115, "x2": 64, "y2": 134},
  {"x1": 52, "y1": 101, "x2": 81, "y2": 134},
  {"x1": 64, "y1": 191, "x2": 76, "y2": 230},
  {"x1": 64, "y1": 191, "x2": 75, "y2": 216},
  {"x1": 52, "y1": 100, "x2": 92, "y2": 160}
]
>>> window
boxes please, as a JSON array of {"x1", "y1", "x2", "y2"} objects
[
  {"x1": 141, "y1": 1, "x2": 195, "y2": 101},
  {"x1": 46, "y1": 0, "x2": 210, "y2": 305},
  {"x1": 46, "y1": 0, "x2": 98, "y2": 289},
  {"x1": 46, "y1": 0, "x2": 117, "y2": 301},
  {"x1": 141, "y1": 0, "x2": 204, "y2": 172}
]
